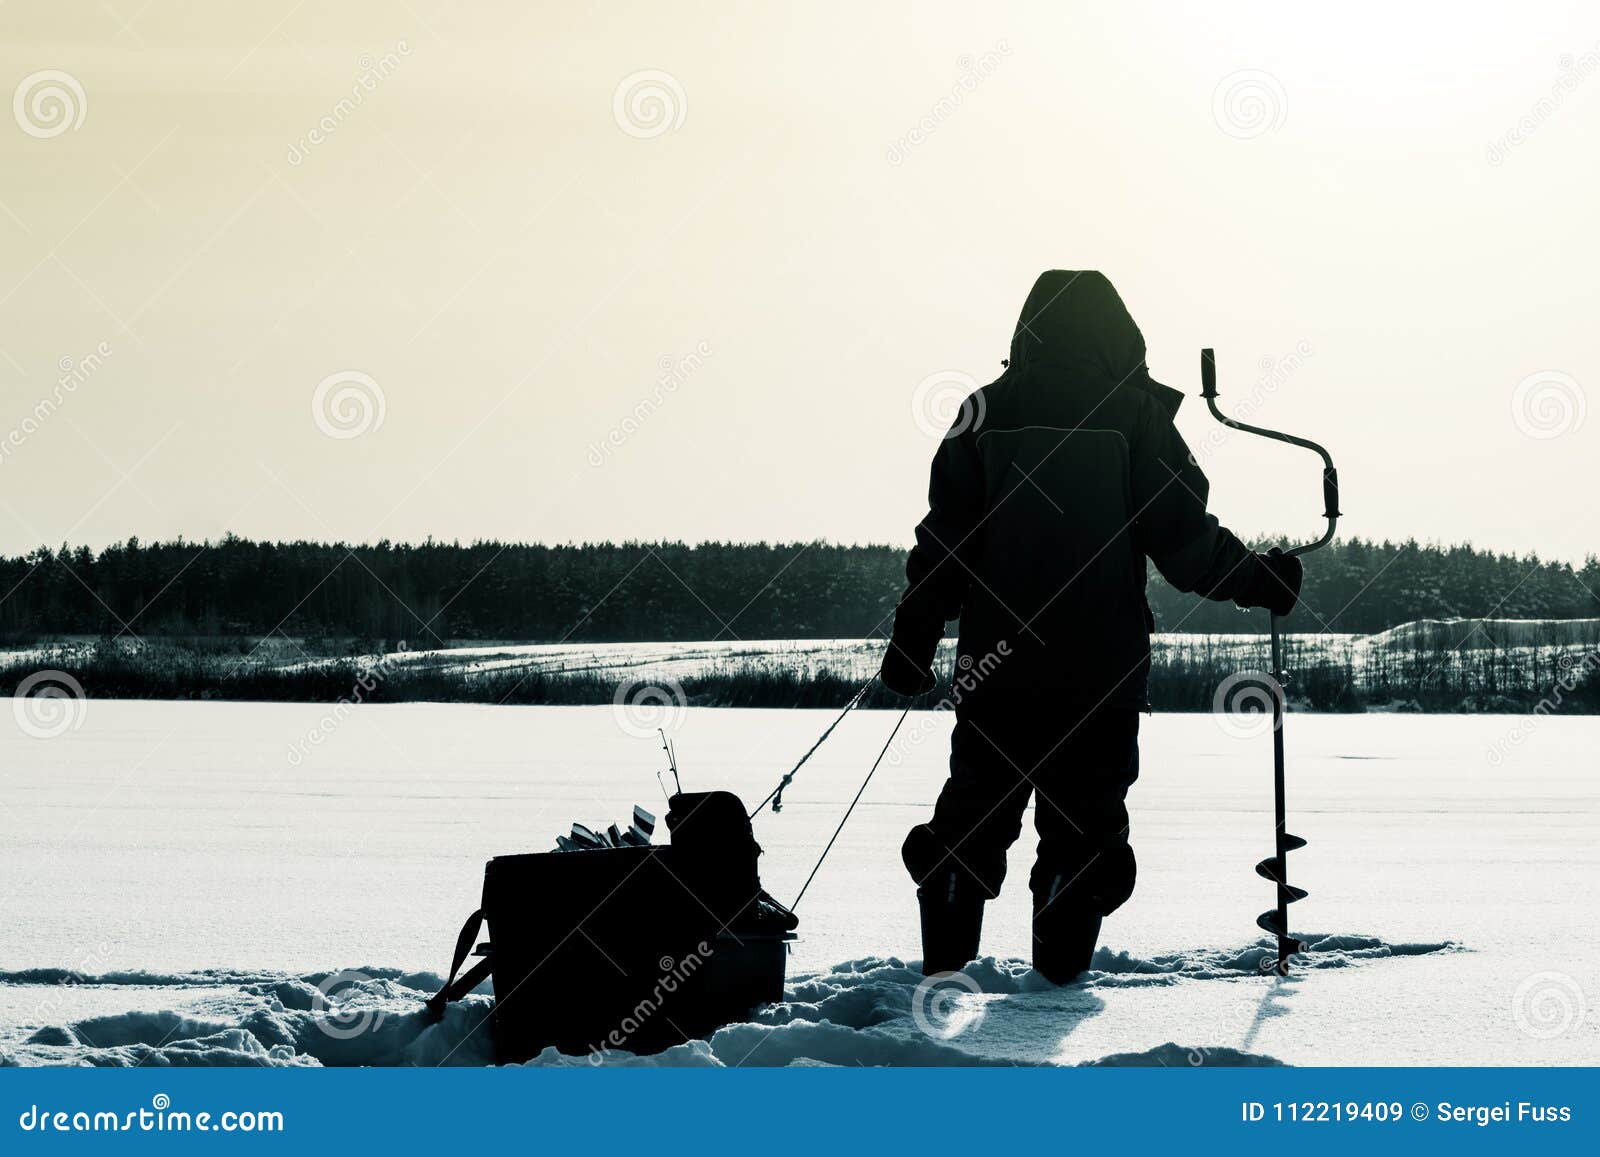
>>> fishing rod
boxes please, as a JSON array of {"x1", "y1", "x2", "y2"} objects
[
  {"x1": 747, "y1": 672, "x2": 910, "y2": 910},
  {"x1": 1200, "y1": 347, "x2": 1340, "y2": 977},
  {"x1": 751, "y1": 673, "x2": 877, "y2": 817},
  {"x1": 658, "y1": 728, "x2": 682, "y2": 799}
]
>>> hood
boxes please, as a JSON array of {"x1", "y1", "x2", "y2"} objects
[{"x1": 1007, "y1": 270, "x2": 1182, "y2": 415}]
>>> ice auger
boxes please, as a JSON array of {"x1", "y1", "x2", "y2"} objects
[{"x1": 1200, "y1": 348, "x2": 1340, "y2": 976}]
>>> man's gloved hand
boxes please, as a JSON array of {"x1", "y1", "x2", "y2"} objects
[
  {"x1": 1240, "y1": 547, "x2": 1303, "y2": 617},
  {"x1": 880, "y1": 638, "x2": 937, "y2": 696}
]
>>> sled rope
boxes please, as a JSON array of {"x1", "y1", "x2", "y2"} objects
[
  {"x1": 790, "y1": 704, "x2": 911, "y2": 912},
  {"x1": 750, "y1": 674, "x2": 878, "y2": 817}
]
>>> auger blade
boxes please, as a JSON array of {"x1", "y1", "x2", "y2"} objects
[
  {"x1": 1282, "y1": 833, "x2": 1307, "y2": 851},
  {"x1": 1255, "y1": 911, "x2": 1308, "y2": 949},
  {"x1": 1253, "y1": 867, "x2": 1308, "y2": 902}
]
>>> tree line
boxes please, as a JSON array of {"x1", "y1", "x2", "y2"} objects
[{"x1": 0, "y1": 534, "x2": 1595, "y2": 645}]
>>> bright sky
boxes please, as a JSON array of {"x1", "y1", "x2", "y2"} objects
[{"x1": 1, "y1": 2, "x2": 1595, "y2": 561}]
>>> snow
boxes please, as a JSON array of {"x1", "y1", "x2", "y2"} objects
[
  {"x1": 1, "y1": 700, "x2": 1596, "y2": 1066},
  {"x1": 1359, "y1": 618, "x2": 1600, "y2": 650}
]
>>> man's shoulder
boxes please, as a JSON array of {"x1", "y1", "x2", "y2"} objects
[{"x1": 1127, "y1": 374, "x2": 1184, "y2": 418}]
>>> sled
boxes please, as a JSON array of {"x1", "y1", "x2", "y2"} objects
[{"x1": 426, "y1": 790, "x2": 797, "y2": 1062}]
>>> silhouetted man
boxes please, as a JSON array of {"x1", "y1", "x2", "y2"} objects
[{"x1": 882, "y1": 271, "x2": 1301, "y2": 984}]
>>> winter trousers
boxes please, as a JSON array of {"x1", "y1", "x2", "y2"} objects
[{"x1": 903, "y1": 705, "x2": 1141, "y2": 916}]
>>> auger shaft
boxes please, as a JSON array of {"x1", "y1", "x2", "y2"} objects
[
  {"x1": 1268, "y1": 613, "x2": 1292, "y2": 974},
  {"x1": 1200, "y1": 348, "x2": 1338, "y2": 975}
]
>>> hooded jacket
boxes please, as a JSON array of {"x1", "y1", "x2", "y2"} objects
[{"x1": 888, "y1": 271, "x2": 1261, "y2": 710}]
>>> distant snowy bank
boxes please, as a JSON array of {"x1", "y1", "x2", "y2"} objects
[{"x1": 6, "y1": 618, "x2": 1597, "y2": 712}]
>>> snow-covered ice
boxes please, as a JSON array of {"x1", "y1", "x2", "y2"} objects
[{"x1": 1, "y1": 700, "x2": 1595, "y2": 1066}]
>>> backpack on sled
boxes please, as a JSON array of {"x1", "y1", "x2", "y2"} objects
[{"x1": 425, "y1": 791, "x2": 797, "y2": 1062}]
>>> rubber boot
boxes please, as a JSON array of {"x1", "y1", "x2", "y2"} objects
[
  {"x1": 1032, "y1": 881, "x2": 1101, "y2": 985},
  {"x1": 917, "y1": 868, "x2": 985, "y2": 975}
]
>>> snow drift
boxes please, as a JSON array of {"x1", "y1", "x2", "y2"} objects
[{"x1": 0, "y1": 935, "x2": 1454, "y2": 1069}]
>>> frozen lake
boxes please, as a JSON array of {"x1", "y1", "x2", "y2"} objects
[{"x1": 1, "y1": 701, "x2": 1596, "y2": 1066}]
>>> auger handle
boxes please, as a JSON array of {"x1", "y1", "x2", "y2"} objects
[{"x1": 1201, "y1": 348, "x2": 1339, "y2": 558}]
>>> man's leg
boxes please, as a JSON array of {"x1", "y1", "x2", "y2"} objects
[
  {"x1": 1028, "y1": 708, "x2": 1141, "y2": 984},
  {"x1": 902, "y1": 713, "x2": 1031, "y2": 974}
]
